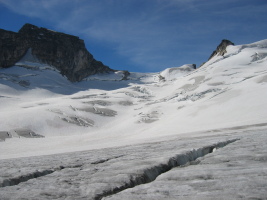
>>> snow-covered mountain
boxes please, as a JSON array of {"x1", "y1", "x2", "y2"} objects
[
  {"x1": 1, "y1": 39, "x2": 267, "y2": 199},
  {"x1": 0, "y1": 39, "x2": 267, "y2": 159}
]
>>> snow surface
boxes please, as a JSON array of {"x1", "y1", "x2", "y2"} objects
[
  {"x1": 103, "y1": 128, "x2": 267, "y2": 200},
  {"x1": 0, "y1": 127, "x2": 266, "y2": 199},
  {"x1": 0, "y1": 39, "x2": 267, "y2": 199},
  {"x1": 1, "y1": 39, "x2": 267, "y2": 158}
]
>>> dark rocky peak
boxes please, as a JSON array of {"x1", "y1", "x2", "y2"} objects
[
  {"x1": 0, "y1": 23, "x2": 115, "y2": 82},
  {"x1": 0, "y1": 29, "x2": 17, "y2": 39},
  {"x1": 208, "y1": 39, "x2": 234, "y2": 60},
  {"x1": 18, "y1": 23, "x2": 83, "y2": 45}
]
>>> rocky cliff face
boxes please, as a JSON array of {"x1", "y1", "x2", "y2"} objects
[
  {"x1": 208, "y1": 39, "x2": 234, "y2": 60},
  {"x1": 198, "y1": 39, "x2": 234, "y2": 68},
  {"x1": 0, "y1": 24, "x2": 113, "y2": 82}
]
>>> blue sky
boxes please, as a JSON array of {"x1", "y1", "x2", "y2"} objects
[{"x1": 0, "y1": 0, "x2": 267, "y2": 72}]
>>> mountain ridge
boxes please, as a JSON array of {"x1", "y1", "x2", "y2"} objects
[
  {"x1": 0, "y1": 23, "x2": 237, "y2": 83},
  {"x1": 0, "y1": 38, "x2": 266, "y2": 158},
  {"x1": 0, "y1": 23, "x2": 114, "y2": 82},
  {"x1": 208, "y1": 39, "x2": 234, "y2": 60},
  {"x1": 0, "y1": 24, "x2": 267, "y2": 199}
]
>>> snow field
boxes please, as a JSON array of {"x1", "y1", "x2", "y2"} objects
[
  {"x1": 0, "y1": 40, "x2": 267, "y2": 158},
  {"x1": 0, "y1": 39, "x2": 267, "y2": 199},
  {"x1": 0, "y1": 128, "x2": 266, "y2": 199}
]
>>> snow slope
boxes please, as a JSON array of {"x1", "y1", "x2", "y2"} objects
[{"x1": 0, "y1": 39, "x2": 267, "y2": 159}]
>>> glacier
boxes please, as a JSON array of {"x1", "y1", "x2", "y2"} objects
[{"x1": 0, "y1": 39, "x2": 267, "y2": 199}]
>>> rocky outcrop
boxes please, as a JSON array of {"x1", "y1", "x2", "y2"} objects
[
  {"x1": 208, "y1": 39, "x2": 234, "y2": 60},
  {"x1": 121, "y1": 70, "x2": 131, "y2": 80},
  {"x1": 198, "y1": 39, "x2": 234, "y2": 68},
  {"x1": 0, "y1": 23, "x2": 114, "y2": 82},
  {"x1": 0, "y1": 29, "x2": 27, "y2": 68}
]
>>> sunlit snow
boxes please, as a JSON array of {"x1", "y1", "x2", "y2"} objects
[{"x1": 0, "y1": 39, "x2": 267, "y2": 199}]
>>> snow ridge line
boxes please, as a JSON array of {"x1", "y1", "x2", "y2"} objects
[
  {"x1": 0, "y1": 164, "x2": 82, "y2": 188},
  {"x1": 95, "y1": 138, "x2": 239, "y2": 200}
]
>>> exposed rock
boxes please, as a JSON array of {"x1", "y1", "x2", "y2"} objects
[
  {"x1": 0, "y1": 23, "x2": 114, "y2": 82},
  {"x1": 121, "y1": 70, "x2": 131, "y2": 80},
  {"x1": 199, "y1": 39, "x2": 234, "y2": 68},
  {"x1": 14, "y1": 129, "x2": 44, "y2": 138},
  {"x1": 0, "y1": 29, "x2": 27, "y2": 68},
  {"x1": 0, "y1": 131, "x2": 11, "y2": 141},
  {"x1": 208, "y1": 39, "x2": 234, "y2": 60},
  {"x1": 158, "y1": 75, "x2": 166, "y2": 82}
]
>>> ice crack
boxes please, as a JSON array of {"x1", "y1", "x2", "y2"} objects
[
  {"x1": 91, "y1": 155, "x2": 124, "y2": 164},
  {"x1": 95, "y1": 138, "x2": 239, "y2": 200},
  {"x1": 0, "y1": 164, "x2": 82, "y2": 188}
]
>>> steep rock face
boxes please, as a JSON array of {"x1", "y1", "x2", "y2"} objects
[
  {"x1": 198, "y1": 39, "x2": 234, "y2": 68},
  {"x1": 208, "y1": 39, "x2": 234, "y2": 60},
  {"x1": 0, "y1": 29, "x2": 28, "y2": 68},
  {"x1": 0, "y1": 24, "x2": 113, "y2": 82}
]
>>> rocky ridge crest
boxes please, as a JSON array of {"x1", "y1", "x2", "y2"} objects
[
  {"x1": 198, "y1": 39, "x2": 234, "y2": 68},
  {"x1": 0, "y1": 23, "x2": 113, "y2": 82},
  {"x1": 208, "y1": 39, "x2": 234, "y2": 60}
]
